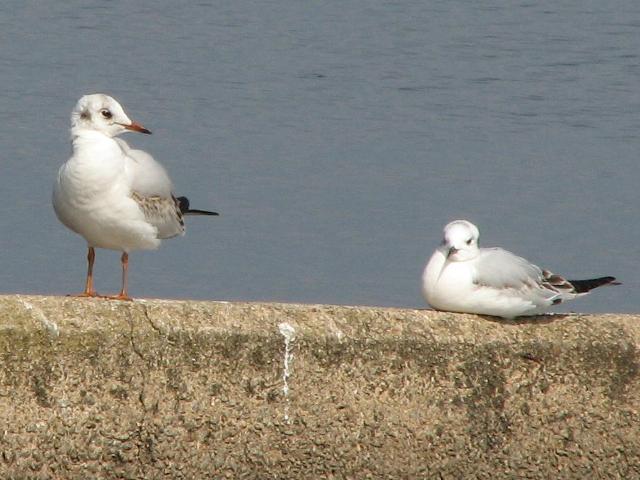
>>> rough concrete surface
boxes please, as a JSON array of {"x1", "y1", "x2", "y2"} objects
[{"x1": 0, "y1": 294, "x2": 638, "y2": 479}]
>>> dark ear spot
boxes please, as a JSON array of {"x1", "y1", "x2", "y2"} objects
[{"x1": 80, "y1": 110, "x2": 90, "y2": 120}]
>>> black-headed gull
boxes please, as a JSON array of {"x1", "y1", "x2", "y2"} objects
[
  {"x1": 422, "y1": 220, "x2": 619, "y2": 318},
  {"x1": 53, "y1": 93, "x2": 218, "y2": 300}
]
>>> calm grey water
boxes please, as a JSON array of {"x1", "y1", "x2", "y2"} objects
[{"x1": 1, "y1": 1, "x2": 639, "y2": 313}]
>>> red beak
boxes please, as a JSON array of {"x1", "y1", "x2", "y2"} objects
[{"x1": 123, "y1": 121, "x2": 152, "y2": 134}]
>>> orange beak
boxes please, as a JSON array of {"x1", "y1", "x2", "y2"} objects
[{"x1": 123, "y1": 121, "x2": 152, "y2": 134}]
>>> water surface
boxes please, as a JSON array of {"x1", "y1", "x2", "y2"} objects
[{"x1": 0, "y1": 1, "x2": 639, "y2": 313}]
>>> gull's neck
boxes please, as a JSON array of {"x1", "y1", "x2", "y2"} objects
[
  {"x1": 68, "y1": 127, "x2": 126, "y2": 171},
  {"x1": 70, "y1": 126, "x2": 117, "y2": 148}
]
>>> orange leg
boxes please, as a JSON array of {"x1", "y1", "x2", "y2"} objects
[
  {"x1": 71, "y1": 247, "x2": 98, "y2": 297},
  {"x1": 106, "y1": 252, "x2": 133, "y2": 301}
]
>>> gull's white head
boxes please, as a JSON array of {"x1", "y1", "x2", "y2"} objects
[
  {"x1": 440, "y1": 219, "x2": 480, "y2": 262},
  {"x1": 71, "y1": 93, "x2": 151, "y2": 137}
]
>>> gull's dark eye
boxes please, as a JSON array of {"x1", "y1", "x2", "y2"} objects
[
  {"x1": 100, "y1": 109, "x2": 112, "y2": 119},
  {"x1": 465, "y1": 238, "x2": 473, "y2": 245}
]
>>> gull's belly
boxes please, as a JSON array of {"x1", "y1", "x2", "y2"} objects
[
  {"x1": 428, "y1": 262, "x2": 541, "y2": 318},
  {"x1": 53, "y1": 164, "x2": 160, "y2": 251}
]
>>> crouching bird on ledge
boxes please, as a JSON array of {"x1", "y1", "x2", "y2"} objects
[{"x1": 422, "y1": 219, "x2": 619, "y2": 319}]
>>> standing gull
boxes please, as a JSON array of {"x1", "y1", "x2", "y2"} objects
[
  {"x1": 422, "y1": 220, "x2": 618, "y2": 318},
  {"x1": 53, "y1": 93, "x2": 218, "y2": 300}
]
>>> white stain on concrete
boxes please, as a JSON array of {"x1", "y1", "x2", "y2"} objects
[
  {"x1": 19, "y1": 298, "x2": 59, "y2": 337},
  {"x1": 327, "y1": 318, "x2": 345, "y2": 341},
  {"x1": 278, "y1": 322, "x2": 296, "y2": 424}
]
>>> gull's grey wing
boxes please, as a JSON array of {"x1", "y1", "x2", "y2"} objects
[
  {"x1": 117, "y1": 138, "x2": 185, "y2": 239},
  {"x1": 117, "y1": 138, "x2": 174, "y2": 198},
  {"x1": 131, "y1": 192, "x2": 185, "y2": 239},
  {"x1": 473, "y1": 248, "x2": 578, "y2": 297},
  {"x1": 472, "y1": 248, "x2": 546, "y2": 290}
]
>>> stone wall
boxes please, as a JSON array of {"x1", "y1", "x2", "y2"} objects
[{"x1": 0, "y1": 295, "x2": 638, "y2": 478}]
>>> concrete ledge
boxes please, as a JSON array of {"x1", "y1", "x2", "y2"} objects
[{"x1": 0, "y1": 295, "x2": 638, "y2": 478}]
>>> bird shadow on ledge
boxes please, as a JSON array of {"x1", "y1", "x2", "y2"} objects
[
  {"x1": 419, "y1": 308, "x2": 578, "y2": 326},
  {"x1": 479, "y1": 313, "x2": 574, "y2": 326}
]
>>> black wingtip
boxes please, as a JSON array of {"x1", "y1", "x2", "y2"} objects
[
  {"x1": 187, "y1": 209, "x2": 220, "y2": 216},
  {"x1": 569, "y1": 276, "x2": 620, "y2": 294},
  {"x1": 177, "y1": 196, "x2": 219, "y2": 216}
]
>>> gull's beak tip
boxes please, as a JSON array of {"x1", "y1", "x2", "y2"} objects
[{"x1": 125, "y1": 121, "x2": 152, "y2": 135}]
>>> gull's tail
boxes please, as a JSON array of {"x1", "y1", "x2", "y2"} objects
[
  {"x1": 177, "y1": 196, "x2": 219, "y2": 216},
  {"x1": 568, "y1": 276, "x2": 620, "y2": 294}
]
